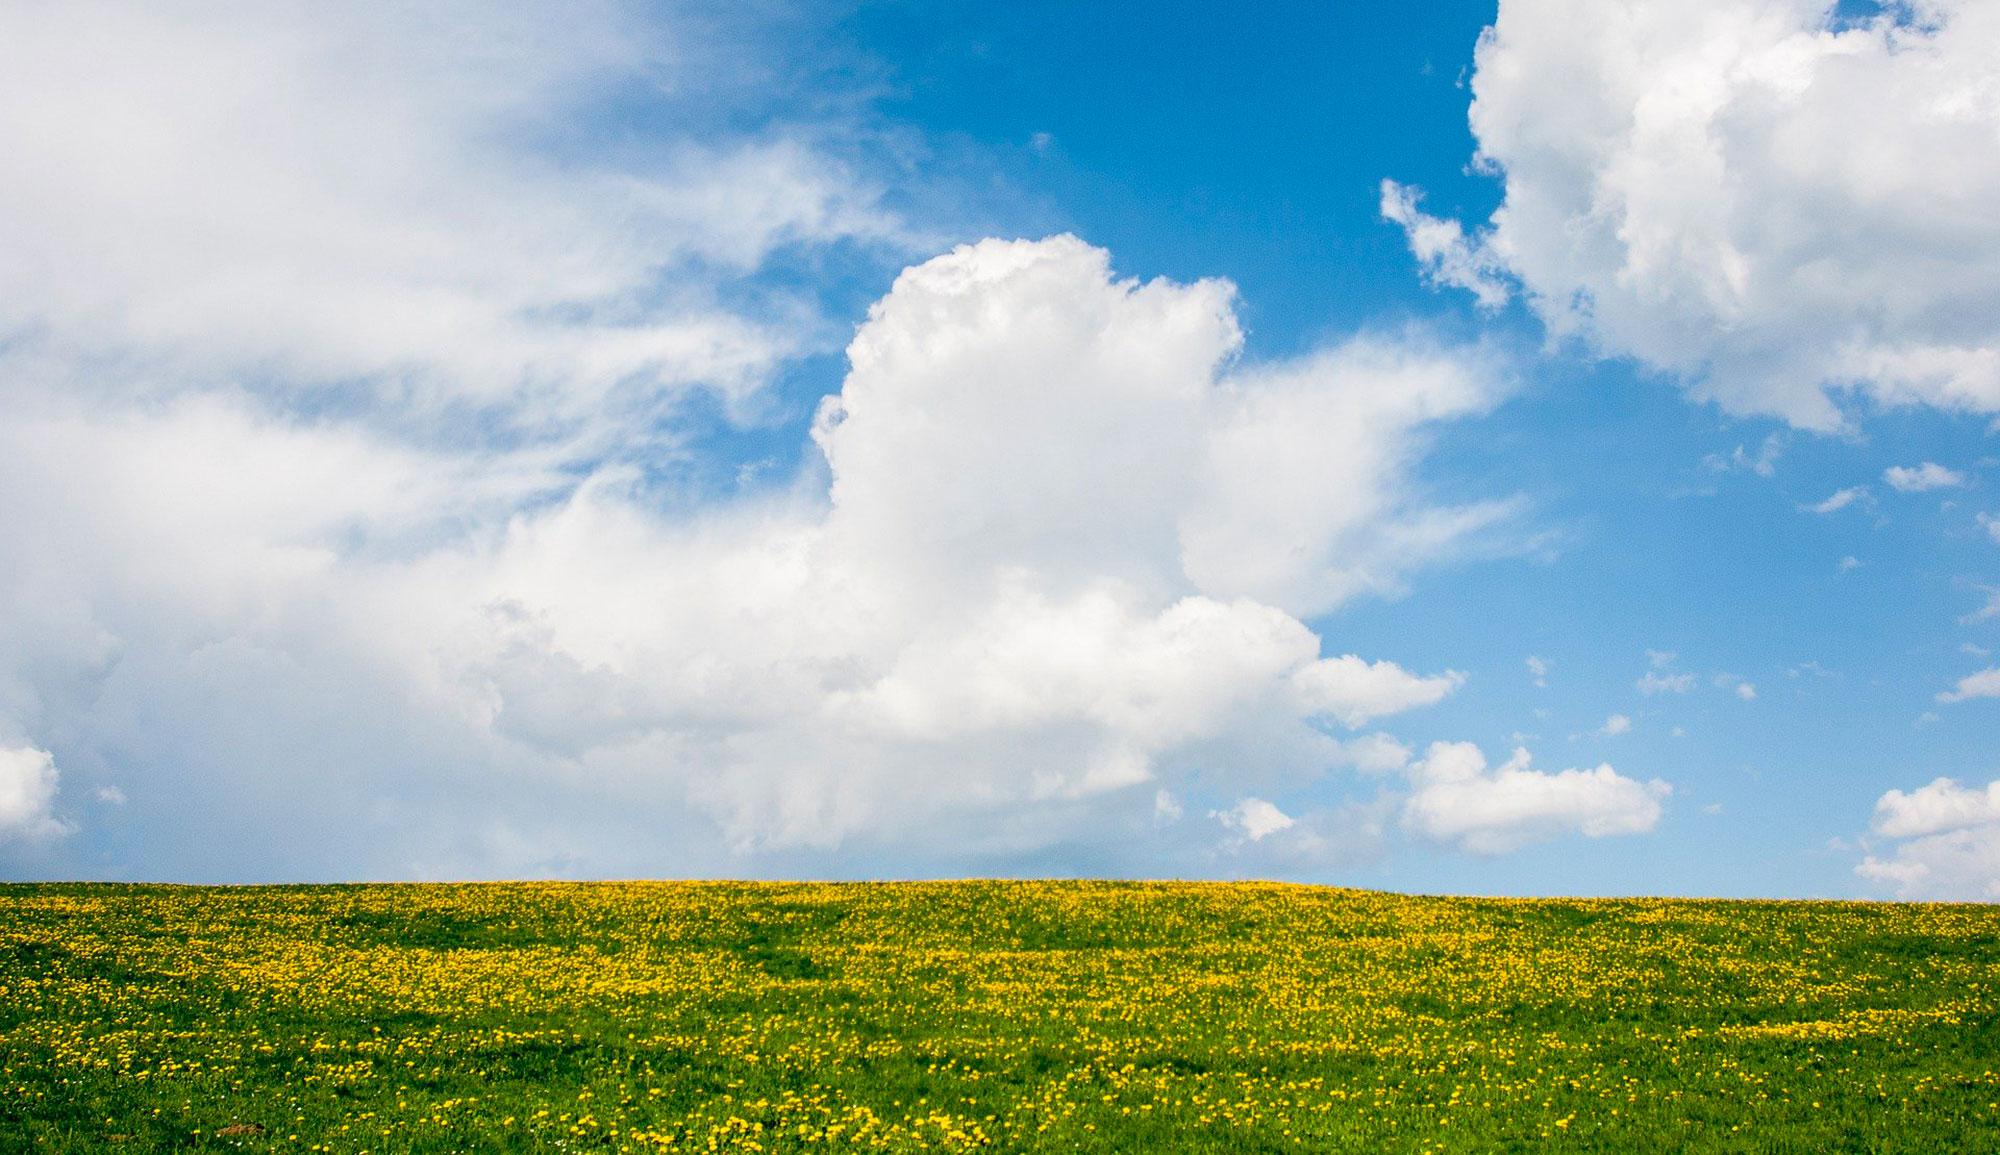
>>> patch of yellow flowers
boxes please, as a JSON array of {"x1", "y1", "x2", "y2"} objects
[{"x1": 2, "y1": 881, "x2": 1996, "y2": 1150}]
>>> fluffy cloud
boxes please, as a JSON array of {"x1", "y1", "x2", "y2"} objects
[
  {"x1": 1883, "y1": 463, "x2": 1968, "y2": 492},
  {"x1": 1339, "y1": 732, "x2": 1414, "y2": 775},
  {"x1": 1870, "y1": 777, "x2": 2000, "y2": 839},
  {"x1": 1401, "y1": 742, "x2": 1670, "y2": 855},
  {"x1": 1389, "y1": 0, "x2": 2000, "y2": 429},
  {"x1": 0, "y1": 229, "x2": 1502, "y2": 876},
  {"x1": 0, "y1": 748, "x2": 69, "y2": 842},
  {"x1": 1213, "y1": 798, "x2": 1296, "y2": 842},
  {"x1": 1290, "y1": 658, "x2": 1465, "y2": 729},
  {"x1": 1857, "y1": 776, "x2": 2000, "y2": 898}
]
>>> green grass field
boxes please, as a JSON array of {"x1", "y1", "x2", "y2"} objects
[{"x1": 2, "y1": 881, "x2": 1997, "y2": 1152}]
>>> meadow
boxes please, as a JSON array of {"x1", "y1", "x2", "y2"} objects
[{"x1": 1, "y1": 881, "x2": 1996, "y2": 1152}]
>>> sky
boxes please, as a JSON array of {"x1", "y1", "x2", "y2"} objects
[{"x1": 1, "y1": 0, "x2": 1997, "y2": 898}]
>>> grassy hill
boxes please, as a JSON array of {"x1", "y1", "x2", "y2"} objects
[{"x1": 2, "y1": 881, "x2": 1996, "y2": 1151}]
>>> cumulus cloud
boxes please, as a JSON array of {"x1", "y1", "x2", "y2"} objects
[
  {"x1": 1213, "y1": 797, "x2": 1296, "y2": 842},
  {"x1": 1871, "y1": 777, "x2": 2000, "y2": 840},
  {"x1": 1393, "y1": 0, "x2": 2000, "y2": 429},
  {"x1": 1858, "y1": 776, "x2": 2000, "y2": 899},
  {"x1": 1290, "y1": 657, "x2": 1466, "y2": 729},
  {"x1": 0, "y1": 4, "x2": 1498, "y2": 878},
  {"x1": 1339, "y1": 732, "x2": 1414, "y2": 775},
  {"x1": 0, "y1": 748, "x2": 69, "y2": 842},
  {"x1": 1883, "y1": 463, "x2": 1968, "y2": 493},
  {"x1": 1600, "y1": 714, "x2": 1632, "y2": 736},
  {"x1": 1176, "y1": 340, "x2": 1519, "y2": 616},
  {"x1": 1401, "y1": 742, "x2": 1670, "y2": 855},
  {"x1": 0, "y1": 228, "x2": 1501, "y2": 876},
  {"x1": 1938, "y1": 668, "x2": 2000, "y2": 704},
  {"x1": 1525, "y1": 655, "x2": 1549, "y2": 687}
]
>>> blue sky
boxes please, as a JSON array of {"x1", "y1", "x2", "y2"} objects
[{"x1": 0, "y1": 1, "x2": 1996, "y2": 896}]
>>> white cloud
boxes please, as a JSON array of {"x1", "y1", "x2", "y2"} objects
[
  {"x1": 1290, "y1": 657, "x2": 1466, "y2": 729},
  {"x1": 1938, "y1": 668, "x2": 2000, "y2": 704},
  {"x1": 0, "y1": 233, "x2": 1496, "y2": 875},
  {"x1": 1980, "y1": 513, "x2": 2000, "y2": 543},
  {"x1": 1208, "y1": 800, "x2": 1393, "y2": 873},
  {"x1": 1339, "y1": 732, "x2": 1414, "y2": 775},
  {"x1": 1637, "y1": 650, "x2": 1697, "y2": 694},
  {"x1": 1735, "y1": 682, "x2": 1758, "y2": 701},
  {"x1": 1378, "y1": 180, "x2": 1514, "y2": 309},
  {"x1": 1401, "y1": 742, "x2": 1670, "y2": 855},
  {"x1": 0, "y1": 2, "x2": 907, "y2": 441},
  {"x1": 1806, "y1": 487, "x2": 1870, "y2": 515},
  {"x1": 1884, "y1": 463, "x2": 1968, "y2": 493},
  {"x1": 0, "y1": 747, "x2": 69, "y2": 841},
  {"x1": 1837, "y1": 555, "x2": 1862, "y2": 572},
  {"x1": 1397, "y1": 0, "x2": 2000, "y2": 429},
  {"x1": 1965, "y1": 589, "x2": 2000, "y2": 624},
  {"x1": 1637, "y1": 671, "x2": 1697, "y2": 695},
  {"x1": 1858, "y1": 776, "x2": 2000, "y2": 899},
  {"x1": 0, "y1": 5, "x2": 1512, "y2": 877},
  {"x1": 1600, "y1": 713, "x2": 1632, "y2": 736},
  {"x1": 1213, "y1": 797, "x2": 1296, "y2": 842},
  {"x1": 1525, "y1": 655, "x2": 1549, "y2": 686},
  {"x1": 1872, "y1": 777, "x2": 2000, "y2": 839},
  {"x1": 1703, "y1": 434, "x2": 1784, "y2": 477},
  {"x1": 1177, "y1": 338, "x2": 1516, "y2": 617}
]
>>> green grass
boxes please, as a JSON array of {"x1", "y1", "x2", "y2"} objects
[{"x1": 1, "y1": 881, "x2": 1997, "y2": 1151}]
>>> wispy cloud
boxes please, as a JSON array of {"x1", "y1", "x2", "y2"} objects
[
  {"x1": 1939, "y1": 668, "x2": 2000, "y2": 704},
  {"x1": 1884, "y1": 463, "x2": 1968, "y2": 493},
  {"x1": 1637, "y1": 671, "x2": 1696, "y2": 695},
  {"x1": 1805, "y1": 487, "x2": 1870, "y2": 515}
]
